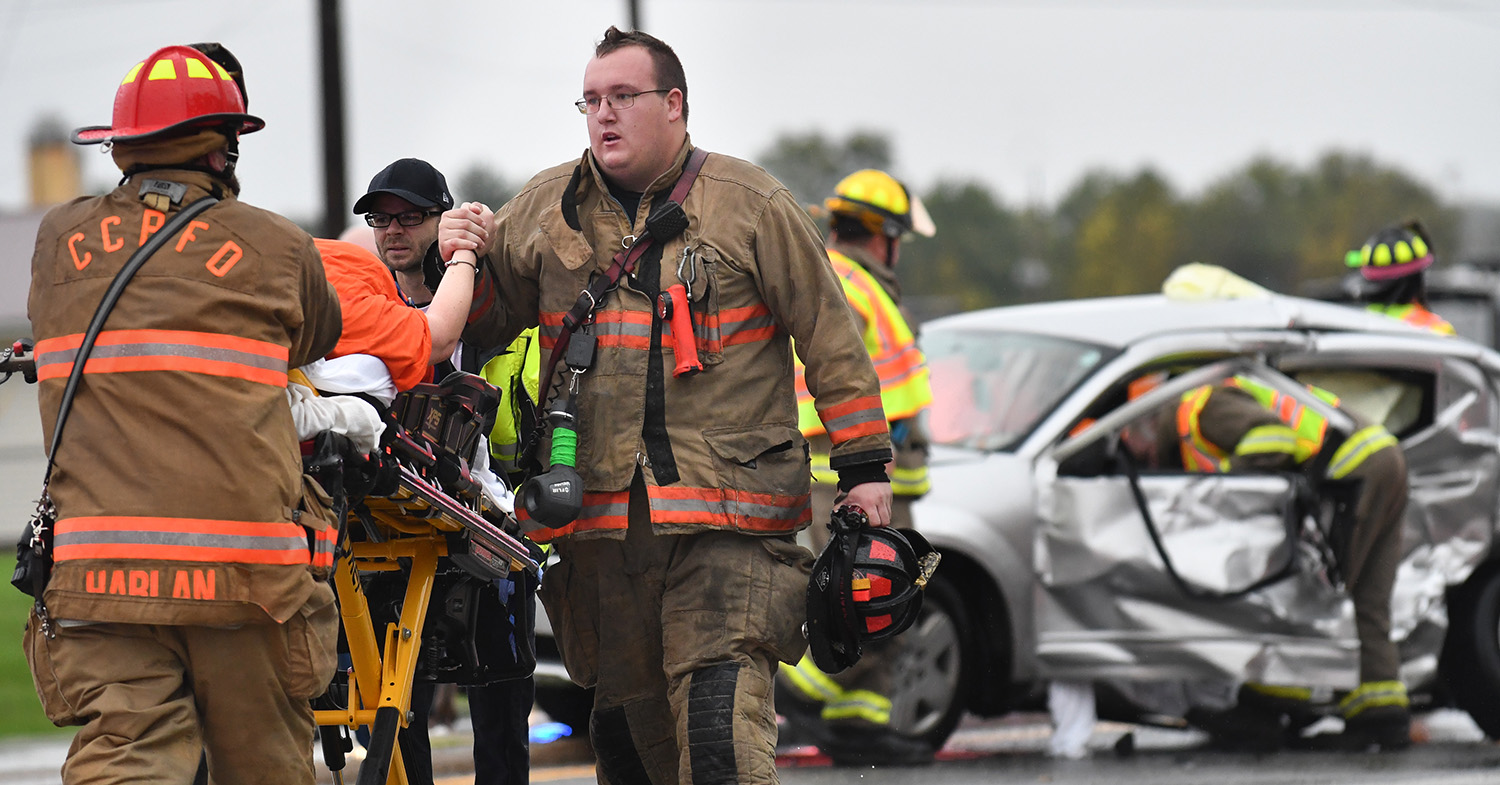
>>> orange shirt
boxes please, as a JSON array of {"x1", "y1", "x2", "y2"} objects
[{"x1": 312, "y1": 238, "x2": 431, "y2": 391}]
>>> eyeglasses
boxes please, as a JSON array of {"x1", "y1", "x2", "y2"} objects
[
  {"x1": 364, "y1": 209, "x2": 441, "y2": 228},
  {"x1": 575, "y1": 89, "x2": 671, "y2": 115}
]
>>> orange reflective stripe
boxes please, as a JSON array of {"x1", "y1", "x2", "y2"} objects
[
  {"x1": 311, "y1": 526, "x2": 338, "y2": 569},
  {"x1": 714, "y1": 304, "x2": 776, "y2": 348},
  {"x1": 520, "y1": 485, "x2": 811, "y2": 541},
  {"x1": 819, "y1": 395, "x2": 888, "y2": 443},
  {"x1": 592, "y1": 310, "x2": 654, "y2": 350},
  {"x1": 648, "y1": 485, "x2": 810, "y2": 531},
  {"x1": 538, "y1": 311, "x2": 566, "y2": 352},
  {"x1": 518, "y1": 491, "x2": 630, "y2": 543},
  {"x1": 828, "y1": 251, "x2": 930, "y2": 421},
  {"x1": 54, "y1": 516, "x2": 314, "y2": 565},
  {"x1": 468, "y1": 273, "x2": 496, "y2": 324},
  {"x1": 794, "y1": 367, "x2": 812, "y2": 405},
  {"x1": 1177, "y1": 386, "x2": 1230, "y2": 472},
  {"x1": 35, "y1": 329, "x2": 289, "y2": 387}
]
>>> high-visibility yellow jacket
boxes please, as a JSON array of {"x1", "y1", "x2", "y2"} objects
[
  {"x1": 1365, "y1": 302, "x2": 1456, "y2": 336},
  {"x1": 481, "y1": 327, "x2": 540, "y2": 481},
  {"x1": 1171, "y1": 377, "x2": 1396, "y2": 481},
  {"x1": 795, "y1": 244, "x2": 931, "y2": 497}
]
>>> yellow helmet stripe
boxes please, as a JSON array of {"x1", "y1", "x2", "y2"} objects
[
  {"x1": 122, "y1": 62, "x2": 144, "y2": 84},
  {"x1": 147, "y1": 59, "x2": 177, "y2": 81},
  {"x1": 185, "y1": 57, "x2": 214, "y2": 79}
]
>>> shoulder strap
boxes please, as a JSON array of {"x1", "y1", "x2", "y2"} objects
[
  {"x1": 540, "y1": 148, "x2": 710, "y2": 400},
  {"x1": 43, "y1": 196, "x2": 219, "y2": 482}
]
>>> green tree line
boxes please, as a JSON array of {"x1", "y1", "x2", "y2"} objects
[{"x1": 757, "y1": 131, "x2": 1456, "y2": 320}]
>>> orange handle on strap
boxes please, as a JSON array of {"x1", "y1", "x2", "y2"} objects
[{"x1": 658, "y1": 285, "x2": 702, "y2": 378}]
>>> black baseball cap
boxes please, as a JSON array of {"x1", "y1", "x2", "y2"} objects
[{"x1": 353, "y1": 158, "x2": 454, "y2": 214}]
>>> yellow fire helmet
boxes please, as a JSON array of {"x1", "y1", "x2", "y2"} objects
[{"x1": 824, "y1": 169, "x2": 936, "y2": 239}]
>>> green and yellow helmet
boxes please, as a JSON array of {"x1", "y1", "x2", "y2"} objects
[
  {"x1": 824, "y1": 169, "x2": 936, "y2": 239},
  {"x1": 1345, "y1": 221, "x2": 1434, "y2": 282}
]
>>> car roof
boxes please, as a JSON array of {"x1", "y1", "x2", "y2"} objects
[{"x1": 925, "y1": 293, "x2": 1429, "y2": 349}]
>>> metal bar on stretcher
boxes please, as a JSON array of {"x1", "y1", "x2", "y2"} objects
[{"x1": 394, "y1": 465, "x2": 540, "y2": 576}]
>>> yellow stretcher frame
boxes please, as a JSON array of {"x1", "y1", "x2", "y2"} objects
[{"x1": 313, "y1": 464, "x2": 538, "y2": 785}]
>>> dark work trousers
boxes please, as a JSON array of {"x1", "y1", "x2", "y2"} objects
[
  {"x1": 469, "y1": 677, "x2": 536, "y2": 784},
  {"x1": 398, "y1": 677, "x2": 535, "y2": 785},
  {"x1": 1337, "y1": 443, "x2": 1409, "y2": 684}
]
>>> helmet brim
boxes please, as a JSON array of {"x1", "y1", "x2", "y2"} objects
[{"x1": 71, "y1": 113, "x2": 265, "y2": 145}]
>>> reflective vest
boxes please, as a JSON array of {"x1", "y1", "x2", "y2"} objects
[
  {"x1": 1177, "y1": 376, "x2": 1395, "y2": 481},
  {"x1": 795, "y1": 250, "x2": 931, "y2": 496},
  {"x1": 480, "y1": 327, "x2": 541, "y2": 478},
  {"x1": 1365, "y1": 303, "x2": 1456, "y2": 336},
  {"x1": 1225, "y1": 376, "x2": 1340, "y2": 463},
  {"x1": 796, "y1": 250, "x2": 930, "y2": 432}
]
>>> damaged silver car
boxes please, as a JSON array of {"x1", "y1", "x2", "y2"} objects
[{"x1": 896, "y1": 290, "x2": 1500, "y2": 750}]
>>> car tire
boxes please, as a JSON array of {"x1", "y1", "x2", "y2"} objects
[
  {"x1": 1441, "y1": 563, "x2": 1500, "y2": 739},
  {"x1": 535, "y1": 684, "x2": 595, "y2": 736},
  {"x1": 887, "y1": 572, "x2": 971, "y2": 749}
]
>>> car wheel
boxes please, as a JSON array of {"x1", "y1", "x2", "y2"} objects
[
  {"x1": 1442, "y1": 564, "x2": 1500, "y2": 739},
  {"x1": 535, "y1": 684, "x2": 595, "y2": 736},
  {"x1": 887, "y1": 572, "x2": 971, "y2": 749}
]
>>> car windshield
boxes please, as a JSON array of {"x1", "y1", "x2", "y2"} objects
[{"x1": 923, "y1": 328, "x2": 1106, "y2": 451}]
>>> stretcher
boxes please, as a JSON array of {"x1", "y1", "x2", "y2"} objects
[{"x1": 308, "y1": 373, "x2": 540, "y2": 785}]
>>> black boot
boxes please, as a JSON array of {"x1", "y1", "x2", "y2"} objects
[
  {"x1": 821, "y1": 724, "x2": 935, "y2": 767},
  {"x1": 1291, "y1": 705, "x2": 1411, "y2": 752},
  {"x1": 1186, "y1": 703, "x2": 1287, "y2": 753}
]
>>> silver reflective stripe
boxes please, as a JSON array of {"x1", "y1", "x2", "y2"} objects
[
  {"x1": 55, "y1": 529, "x2": 307, "y2": 552},
  {"x1": 42, "y1": 342, "x2": 287, "y2": 373}
]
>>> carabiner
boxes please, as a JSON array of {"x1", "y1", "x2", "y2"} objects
[{"x1": 676, "y1": 246, "x2": 698, "y2": 301}]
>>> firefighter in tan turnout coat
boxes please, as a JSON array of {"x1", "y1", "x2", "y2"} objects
[
  {"x1": 443, "y1": 26, "x2": 894, "y2": 785},
  {"x1": 24, "y1": 45, "x2": 342, "y2": 785}
]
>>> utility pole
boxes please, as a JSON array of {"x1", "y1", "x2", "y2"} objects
[
  {"x1": 628, "y1": 0, "x2": 642, "y2": 30},
  {"x1": 318, "y1": 0, "x2": 349, "y2": 239}
]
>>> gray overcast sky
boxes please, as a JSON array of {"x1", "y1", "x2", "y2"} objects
[{"x1": 2, "y1": 0, "x2": 1498, "y2": 227}]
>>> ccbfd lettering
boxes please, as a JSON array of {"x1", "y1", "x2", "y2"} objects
[{"x1": 68, "y1": 211, "x2": 246, "y2": 279}]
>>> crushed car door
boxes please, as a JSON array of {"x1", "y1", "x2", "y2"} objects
[{"x1": 1032, "y1": 358, "x2": 1360, "y2": 691}]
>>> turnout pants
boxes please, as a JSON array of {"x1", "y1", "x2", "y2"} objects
[
  {"x1": 25, "y1": 582, "x2": 338, "y2": 785},
  {"x1": 539, "y1": 474, "x2": 812, "y2": 785},
  {"x1": 1338, "y1": 444, "x2": 1409, "y2": 685}
]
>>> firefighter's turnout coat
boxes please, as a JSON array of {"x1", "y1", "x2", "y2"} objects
[
  {"x1": 465, "y1": 140, "x2": 892, "y2": 542},
  {"x1": 29, "y1": 169, "x2": 343, "y2": 626}
]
